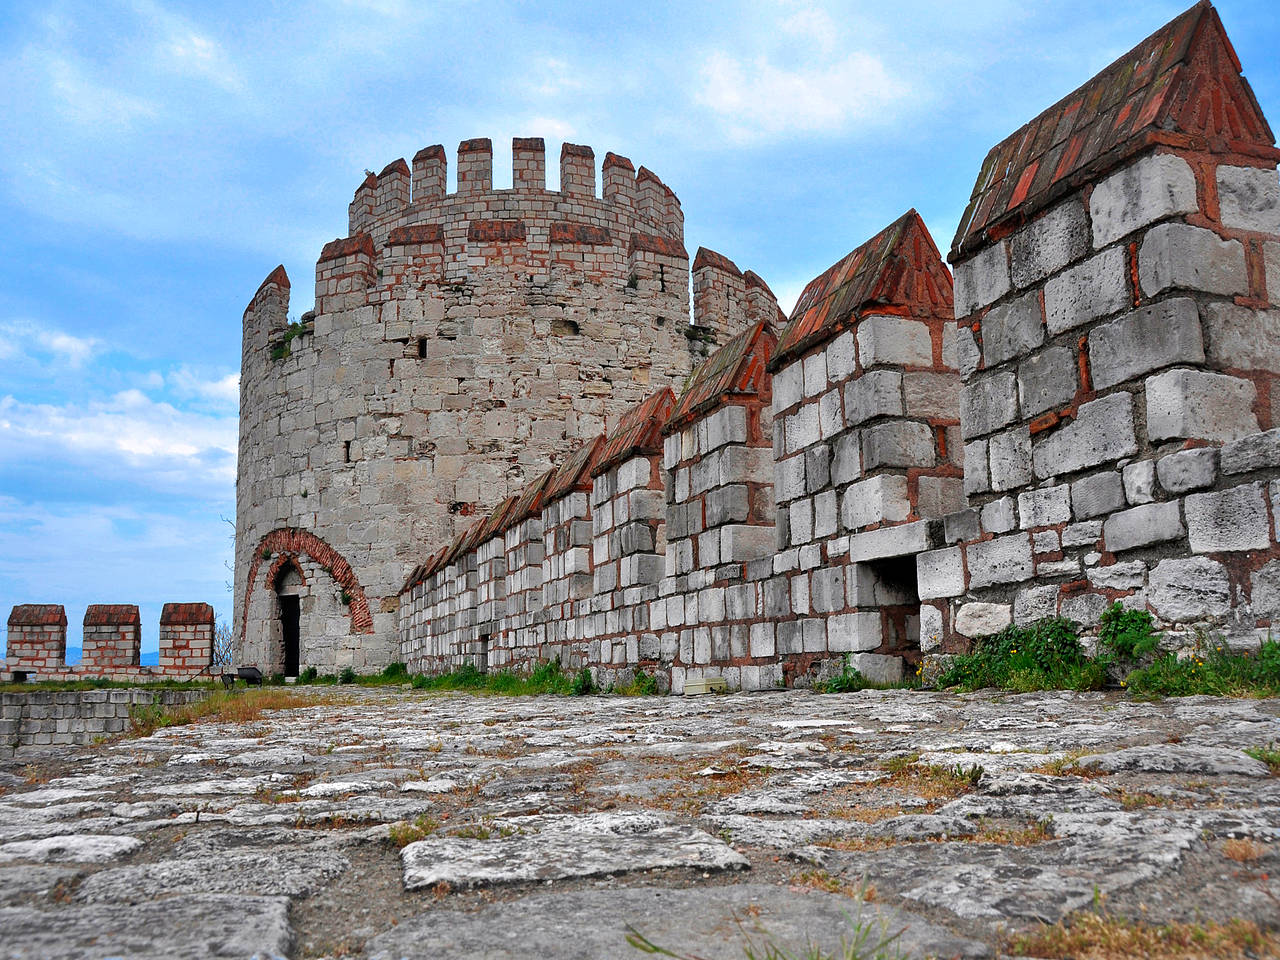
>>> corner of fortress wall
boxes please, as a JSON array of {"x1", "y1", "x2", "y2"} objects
[
  {"x1": 393, "y1": 3, "x2": 1280, "y2": 691},
  {"x1": 233, "y1": 137, "x2": 777, "y2": 674}
]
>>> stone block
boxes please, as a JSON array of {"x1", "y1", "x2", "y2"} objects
[
  {"x1": 954, "y1": 602, "x2": 1012, "y2": 638},
  {"x1": 827, "y1": 612, "x2": 880, "y2": 652},
  {"x1": 944, "y1": 508, "x2": 980, "y2": 544},
  {"x1": 1062, "y1": 519, "x2": 1103, "y2": 547},
  {"x1": 847, "y1": 519, "x2": 931, "y2": 562},
  {"x1": 982, "y1": 291, "x2": 1044, "y2": 367},
  {"x1": 1156, "y1": 448, "x2": 1218, "y2": 494},
  {"x1": 966, "y1": 533, "x2": 1033, "y2": 589},
  {"x1": 852, "y1": 315, "x2": 932, "y2": 369},
  {"x1": 1217, "y1": 164, "x2": 1280, "y2": 234},
  {"x1": 1017, "y1": 344, "x2": 1076, "y2": 417},
  {"x1": 846, "y1": 653, "x2": 904, "y2": 685},
  {"x1": 981, "y1": 497, "x2": 1017, "y2": 534},
  {"x1": 1014, "y1": 584, "x2": 1059, "y2": 623},
  {"x1": 1268, "y1": 242, "x2": 1280, "y2": 306},
  {"x1": 773, "y1": 361, "x2": 804, "y2": 412},
  {"x1": 1103, "y1": 501, "x2": 1185, "y2": 553},
  {"x1": 1221, "y1": 428, "x2": 1280, "y2": 475},
  {"x1": 1018, "y1": 483, "x2": 1071, "y2": 528},
  {"x1": 1087, "y1": 298, "x2": 1204, "y2": 390},
  {"x1": 803, "y1": 351, "x2": 828, "y2": 398},
  {"x1": 961, "y1": 371, "x2": 1018, "y2": 440},
  {"x1": 1204, "y1": 302, "x2": 1280, "y2": 373},
  {"x1": 1122, "y1": 459, "x2": 1155, "y2": 505},
  {"x1": 844, "y1": 369, "x2": 903, "y2": 425},
  {"x1": 1139, "y1": 222, "x2": 1248, "y2": 298},
  {"x1": 902, "y1": 372, "x2": 961, "y2": 420},
  {"x1": 810, "y1": 566, "x2": 846, "y2": 613},
  {"x1": 840, "y1": 474, "x2": 909, "y2": 530},
  {"x1": 943, "y1": 324, "x2": 981, "y2": 378},
  {"x1": 861, "y1": 421, "x2": 935, "y2": 470},
  {"x1": 826, "y1": 331, "x2": 857, "y2": 382},
  {"x1": 720, "y1": 525, "x2": 775, "y2": 563},
  {"x1": 1071, "y1": 471, "x2": 1125, "y2": 519},
  {"x1": 917, "y1": 547, "x2": 965, "y2": 599},
  {"x1": 1149, "y1": 556, "x2": 1230, "y2": 622},
  {"x1": 963, "y1": 439, "x2": 989, "y2": 497},
  {"x1": 1145, "y1": 369, "x2": 1259, "y2": 442},
  {"x1": 953, "y1": 241, "x2": 1010, "y2": 316},
  {"x1": 917, "y1": 476, "x2": 965, "y2": 519},
  {"x1": 812, "y1": 489, "x2": 838, "y2": 539},
  {"x1": 1044, "y1": 246, "x2": 1129, "y2": 335},
  {"x1": 803, "y1": 445, "x2": 831, "y2": 493},
  {"x1": 1185, "y1": 482, "x2": 1271, "y2": 553},
  {"x1": 1088, "y1": 560, "x2": 1147, "y2": 590},
  {"x1": 784, "y1": 404, "x2": 821, "y2": 454},
  {"x1": 1089, "y1": 152, "x2": 1199, "y2": 247},
  {"x1": 1031, "y1": 392, "x2": 1136, "y2": 479},
  {"x1": 1060, "y1": 591, "x2": 1109, "y2": 628},
  {"x1": 774, "y1": 454, "x2": 805, "y2": 504},
  {"x1": 988, "y1": 426, "x2": 1032, "y2": 492},
  {"x1": 1011, "y1": 198, "x2": 1090, "y2": 288},
  {"x1": 919, "y1": 604, "x2": 944, "y2": 653}
]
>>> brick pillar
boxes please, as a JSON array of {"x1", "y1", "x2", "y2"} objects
[
  {"x1": 5, "y1": 605, "x2": 67, "y2": 677},
  {"x1": 159, "y1": 603, "x2": 215, "y2": 679},
  {"x1": 82, "y1": 605, "x2": 141, "y2": 674}
]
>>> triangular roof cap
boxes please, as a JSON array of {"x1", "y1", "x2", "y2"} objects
[{"x1": 666, "y1": 322, "x2": 775, "y2": 434}]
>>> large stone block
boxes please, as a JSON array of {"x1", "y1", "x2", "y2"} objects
[
  {"x1": 1044, "y1": 246, "x2": 1130, "y2": 335},
  {"x1": 963, "y1": 438, "x2": 989, "y2": 497},
  {"x1": 846, "y1": 653, "x2": 904, "y2": 685},
  {"x1": 844, "y1": 369, "x2": 903, "y2": 426},
  {"x1": 943, "y1": 324, "x2": 981, "y2": 378},
  {"x1": 1087, "y1": 298, "x2": 1204, "y2": 390},
  {"x1": 989, "y1": 426, "x2": 1032, "y2": 492},
  {"x1": 1031, "y1": 392, "x2": 1137, "y2": 479},
  {"x1": 831, "y1": 432, "x2": 861, "y2": 486},
  {"x1": 1089, "y1": 152, "x2": 1199, "y2": 247},
  {"x1": 953, "y1": 241, "x2": 1011, "y2": 316},
  {"x1": 903, "y1": 372, "x2": 961, "y2": 420},
  {"x1": 981, "y1": 497, "x2": 1017, "y2": 534},
  {"x1": 1145, "y1": 369, "x2": 1259, "y2": 442},
  {"x1": 1204, "y1": 303, "x2": 1280, "y2": 373},
  {"x1": 1018, "y1": 483, "x2": 1071, "y2": 528},
  {"x1": 1149, "y1": 556, "x2": 1230, "y2": 622},
  {"x1": 827, "y1": 612, "x2": 880, "y2": 652},
  {"x1": 847, "y1": 519, "x2": 931, "y2": 562},
  {"x1": 773, "y1": 361, "x2": 804, "y2": 412},
  {"x1": 826, "y1": 331, "x2": 858, "y2": 382},
  {"x1": 1010, "y1": 198, "x2": 1090, "y2": 288},
  {"x1": 861, "y1": 421, "x2": 935, "y2": 470},
  {"x1": 917, "y1": 476, "x2": 965, "y2": 519},
  {"x1": 1103, "y1": 501, "x2": 1185, "y2": 553},
  {"x1": 982, "y1": 291, "x2": 1044, "y2": 367},
  {"x1": 841, "y1": 474, "x2": 910, "y2": 531},
  {"x1": 1185, "y1": 482, "x2": 1271, "y2": 553},
  {"x1": 1155, "y1": 448, "x2": 1217, "y2": 494},
  {"x1": 954, "y1": 602, "x2": 1012, "y2": 638},
  {"x1": 961, "y1": 371, "x2": 1018, "y2": 440},
  {"x1": 1217, "y1": 164, "x2": 1280, "y2": 234},
  {"x1": 1250, "y1": 559, "x2": 1280, "y2": 619},
  {"x1": 966, "y1": 533, "x2": 1033, "y2": 589},
  {"x1": 1221, "y1": 428, "x2": 1280, "y2": 475},
  {"x1": 856, "y1": 315, "x2": 933, "y2": 369},
  {"x1": 1138, "y1": 222, "x2": 1248, "y2": 298},
  {"x1": 917, "y1": 546, "x2": 965, "y2": 599},
  {"x1": 1071, "y1": 471, "x2": 1125, "y2": 519},
  {"x1": 1017, "y1": 344, "x2": 1076, "y2": 417}
]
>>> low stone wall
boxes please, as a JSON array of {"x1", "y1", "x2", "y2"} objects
[{"x1": 0, "y1": 689, "x2": 211, "y2": 759}]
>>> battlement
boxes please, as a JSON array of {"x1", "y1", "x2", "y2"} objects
[{"x1": 348, "y1": 137, "x2": 684, "y2": 243}]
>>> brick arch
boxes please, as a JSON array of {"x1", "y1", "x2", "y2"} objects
[
  {"x1": 240, "y1": 528, "x2": 374, "y2": 641},
  {"x1": 267, "y1": 554, "x2": 307, "y2": 591}
]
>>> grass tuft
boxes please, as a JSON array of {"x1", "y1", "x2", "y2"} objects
[
  {"x1": 1007, "y1": 911, "x2": 1278, "y2": 959},
  {"x1": 127, "y1": 688, "x2": 315, "y2": 738}
]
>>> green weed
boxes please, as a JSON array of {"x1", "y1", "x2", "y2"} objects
[{"x1": 936, "y1": 617, "x2": 1105, "y2": 693}]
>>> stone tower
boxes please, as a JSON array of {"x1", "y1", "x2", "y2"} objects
[{"x1": 234, "y1": 137, "x2": 777, "y2": 674}]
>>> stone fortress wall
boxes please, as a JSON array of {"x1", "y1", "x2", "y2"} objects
[
  {"x1": 397, "y1": 2, "x2": 1280, "y2": 691},
  {"x1": 233, "y1": 137, "x2": 782, "y2": 675}
]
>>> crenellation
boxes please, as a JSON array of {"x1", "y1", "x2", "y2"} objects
[
  {"x1": 411, "y1": 144, "x2": 447, "y2": 202},
  {"x1": 559, "y1": 142, "x2": 594, "y2": 197}
]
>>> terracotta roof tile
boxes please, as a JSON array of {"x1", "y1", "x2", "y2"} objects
[
  {"x1": 591, "y1": 389, "x2": 677, "y2": 478},
  {"x1": 772, "y1": 210, "x2": 952, "y2": 371},
  {"x1": 951, "y1": 1, "x2": 1277, "y2": 260},
  {"x1": 666, "y1": 322, "x2": 775, "y2": 433},
  {"x1": 542, "y1": 435, "x2": 605, "y2": 504},
  {"x1": 160, "y1": 603, "x2": 214, "y2": 625},
  {"x1": 7, "y1": 604, "x2": 66, "y2": 628},
  {"x1": 83, "y1": 604, "x2": 141, "y2": 627}
]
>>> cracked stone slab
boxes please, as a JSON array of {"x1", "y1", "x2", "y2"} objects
[
  {"x1": 1075, "y1": 744, "x2": 1271, "y2": 777},
  {"x1": 0, "y1": 834, "x2": 142, "y2": 864},
  {"x1": 366, "y1": 883, "x2": 990, "y2": 960},
  {"x1": 0, "y1": 894, "x2": 292, "y2": 959},
  {"x1": 400, "y1": 812, "x2": 747, "y2": 890}
]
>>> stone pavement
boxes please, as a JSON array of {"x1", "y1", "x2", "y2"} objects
[{"x1": 1, "y1": 686, "x2": 1278, "y2": 958}]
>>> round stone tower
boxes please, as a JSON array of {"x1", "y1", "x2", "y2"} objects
[{"x1": 234, "y1": 137, "x2": 697, "y2": 674}]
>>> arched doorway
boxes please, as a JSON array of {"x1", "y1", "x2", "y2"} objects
[{"x1": 275, "y1": 564, "x2": 304, "y2": 678}]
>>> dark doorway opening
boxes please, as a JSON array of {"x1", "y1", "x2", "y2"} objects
[{"x1": 280, "y1": 595, "x2": 300, "y2": 677}]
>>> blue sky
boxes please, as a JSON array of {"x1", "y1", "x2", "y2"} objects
[{"x1": 2, "y1": 0, "x2": 1278, "y2": 655}]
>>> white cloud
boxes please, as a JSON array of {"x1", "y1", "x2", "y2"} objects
[
  {"x1": 698, "y1": 48, "x2": 910, "y2": 142},
  {"x1": 168, "y1": 367, "x2": 240, "y2": 407},
  {"x1": 0, "y1": 319, "x2": 98, "y2": 368}
]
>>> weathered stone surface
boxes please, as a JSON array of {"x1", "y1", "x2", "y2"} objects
[
  {"x1": 982, "y1": 292, "x2": 1043, "y2": 367},
  {"x1": 1122, "y1": 459, "x2": 1155, "y2": 505},
  {"x1": 861, "y1": 420, "x2": 936, "y2": 470},
  {"x1": 1011, "y1": 198, "x2": 1090, "y2": 288},
  {"x1": 856, "y1": 315, "x2": 933, "y2": 369},
  {"x1": 966, "y1": 533, "x2": 1033, "y2": 589},
  {"x1": 988, "y1": 427, "x2": 1032, "y2": 492},
  {"x1": 1185, "y1": 483, "x2": 1271, "y2": 553},
  {"x1": 1146, "y1": 369, "x2": 1259, "y2": 442},
  {"x1": 1250, "y1": 559, "x2": 1280, "y2": 617},
  {"x1": 1221, "y1": 427, "x2": 1280, "y2": 475},
  {"x1": 961, "y1": 371, "x2": 1019, "y2": 440},
  {"x1": 944, "y1": 323, "x2": 982, "y2": 378},
  {"x1": 1138, "y1": 222, "x2": 1249, "y2": 298},
  {"x1": 847, "y1": 520, "x2": 931, "y2": 562},
  {"x1": 1217, "y1": 164, "x2": 1280, "y2": 234},
  {"x1": 1077, "y1": 745, "x2": 1271, "y2": 777},
  {"x1": 954, "y1": 241, "x2": 1011, "y2": 316},
  {"x1": 401, "y1": 812, "x2": 747, "y2": 890},
  {"x1": 1090, "y1": 152, "x2": 1198, "y2": 247},
  {"x1": 1156, "y1": 447, "x2": 1218, "y2": 494},
  {"x1": 1018, "y1": 484, "x2": 1071, "y2": 528},
  {"x1": 1104, "y1": 501, "x2": 1184, "y2": 553},
  {"x1": 1032, "y1": 393, "x2": 1137, "y2": 479},
  {"x1": 954, "y1": 602, "x2": 1012, "y2": 638},
  {"x1": 1087, "y1": 298, "x2": 1204, "y2": 390},
  {"x1": 1204, "y1": 302, "x2": 1280, "y2": 373},
  {"x1": 1071, "y1": 471, "x2": 1125, "y2": 519},
  {"x1": 1149, "y1": 556, "x2": 1231, "y2": 622},
  {"x1": 1017, "y1": 344, "x2": 1076, "y2": 417},
  {"x1": 367, "y1": 885, "x2": 991, "y2": 960},
  {"x1": 844, "y1": 369, "x2": 903, "y2": 425},
  {"x1": 1043, "y1": 245, "x2": 1129, "y2": 334},
  {"x1": 0, "y1": 834, "x2": 141, "y2": 864},
  {"x1": 917, "y1": 547, "x2": 965, "y2": 600},
  {"x1": 0, "y1": 895, "x2": 293, "y2": 960}
]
